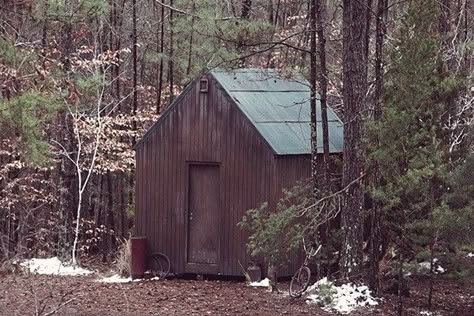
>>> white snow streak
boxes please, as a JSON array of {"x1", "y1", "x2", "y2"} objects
[
  {"x1": 97, "y1": 275, "x2": 161, "y2": 283},
  {"x1": 97, "y1": 274, "x2": 132, "y2": 283},
  {"x1": 249, "y1": 278, "x2": 270, "y2": 287},
  {"x1": 420, "y1": 310, "x2": 442, "y2": 316},
  {"x1": 20, "y1": 257, "x2": 93, "y2": 276}
]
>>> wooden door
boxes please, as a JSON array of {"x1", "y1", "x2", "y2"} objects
[{"x1": 187, "y1": 164, "x2": 220, "y2": 268}]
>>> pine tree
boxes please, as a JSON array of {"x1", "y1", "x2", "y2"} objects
[{"x1": 367, "y1": 0, "x2": 466, "y2": 311}]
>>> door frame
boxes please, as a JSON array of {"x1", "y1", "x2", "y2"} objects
[{"x1": 184, "y1": 161, "x2": 221, "y2": 274}]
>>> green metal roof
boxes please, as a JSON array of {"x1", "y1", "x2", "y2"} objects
[{"x1": 211, "y1": 69, "x2": 344, "y2": 155}]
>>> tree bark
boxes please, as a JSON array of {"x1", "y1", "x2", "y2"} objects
[
  {"x1": 340, "y1": 0, "x2": 368, "y2": 279},
  {"x1": 132, "y1": 0, "x2": 138, "y2": 116},
  {"x1": 157, "y1": 1, "x2": 165, "y2": 113},
  {"x1": 397, "y1": 251, "x2": 404, "y2": 316},
  {"x1": 368, "y1": 0, "x2": 388, "y2": 294},
  {"x1": 58, "y1": 6, "x2": 75, "y2": 258},
  {"x1": 41, "y1": 0, "x2": 49, "y2": 48},
  {"x1": 316, "y1": 0, "x2": 329, "y2": 189},
  {"x1": 315, "y1": 0, "x2": 331, "y2": 273},
  {"x1": 168, "y1": 0, "x2": 175, "y2": 101},
  {"x1": 186, "y1": 1, "x2": 196, "y2": 76},
  {"x1": 309, "y1": 0, "x2": 318, "y2": 192},
  {"x1": 365, "y1": 0, "x2": 373, "y2": 65}
]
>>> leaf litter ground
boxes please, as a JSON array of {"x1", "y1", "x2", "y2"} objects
[{"x1": 0, "y1": 273, "x2": 473, "y2": 315}]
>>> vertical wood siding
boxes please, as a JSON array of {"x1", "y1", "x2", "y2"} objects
[{"x1": 135, "y1": 75, "x2": 312, "y2": 276}]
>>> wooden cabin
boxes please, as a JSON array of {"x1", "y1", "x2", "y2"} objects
[{"x1": 134, "y1": 69, "x2": 344, "y2": 276}]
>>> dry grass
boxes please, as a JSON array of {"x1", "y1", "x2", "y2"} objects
[
  {"x1": 0, "y1": 257, "x2": 22, "y2": 276},
  {"x1": 114, "y1": 238, "x2": 131, "y2": 277}
]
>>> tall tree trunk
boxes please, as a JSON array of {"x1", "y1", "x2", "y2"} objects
[
  {"x1": 315, "y1": 0, "x2": 331, "y2": 273},
  {"x1": 238, "y1": 0, "x2": 253, "y2": 65},
  {"x1": 397, "y1": 251, "x2": 404, "y2": 316},
  {"x1": 268, "y1": 0, "x2": 274, "y2": 25},
  {"x1": 365, "y1": 0, "x2": 373, "y2": 64},
  {"x1": 428, "y1": 230, "x2": 438, "y2": 308},
  {"x1": 186, "y1": 1, "x2": 195, "y2": 76},
  {"x1": 266, "y1": 0, "x2": 275, "y2": 67},
  {"x1": 132, "y1": 0, "x2": 138, "y2": 116},
  {"x1": 110, "y1": 0, "x2": 121, "y2": 104},
  {"x1": 58, "y1": 3, "x2": 75, "y2": 258},
  {"x1": 116, "y1": 0, "x2": 127, "y2": 111},
  {"x1": 340, "y1": 0, "x2": 368, "y2": 279},
  {"x1": 41, "y1": 0, "x2": 49, "y2": 48},
  {"x1": 274, "y1": 0, "x2": 281, "y2": 26},
  {"x1": 316, "y1": 0, "x2": 329, "y2": 189},
  {"x1": 368, "y1": 0, "x2": 388, "y2": 293},
  {"x1": 309, "y1": 0, "x2": 318, "y2": 192},
  {"x1": 168, "y1": 0, "x2": 174, "y2": 101},
  {"x1": 157, "y1": 1, "x2": 165, "y2": 113}
]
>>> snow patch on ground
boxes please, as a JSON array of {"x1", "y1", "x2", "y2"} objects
[
  {"x1": 98, "y1": 274, "x2": 132, "y2": 283},
  {"x1": 249, "y1": 278, "x2": 270, "y2": 287},
  {"x1": 97, "y1": 275, "x2": 161, "y2": 283},
  {"x1": 305, "y1": 277, "x2": 378, "y2": 314},
  {"x1": 20, "y1": 257, "x2": 94, "y2": 276},
  {"x1": 418, "y1": 259, "x2": 446, "y2": 274},
  {"x1": 420, "y1": 310, "x2": 442, "y2": 316}
]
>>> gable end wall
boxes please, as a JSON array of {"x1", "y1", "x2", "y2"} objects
[{"x1": 136, "y1": 74, "x2": 293, "y2": 275}]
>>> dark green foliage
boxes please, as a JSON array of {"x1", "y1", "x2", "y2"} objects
[
  {"x1": 367, "y1": 0, "x2": 471, "y2": 265},
  {"x1": 238, "y1": 182, "x2": 312, "y2": 266},
  {"x1": 0, "y1": 40, "x2": 60, "y2": 166},
  {"x1": 239, "y1": 179, "x2": 342, "y2": 267},
  {"x1": 442, "y1": 154, "x2": 474, "y2": 245},
  {"x1": 172, "y1": 0, "x2": 273, "y2": 83},
  {"x1": 32, "y1": 0, "x2": 108, "y2": 21},
  {"x1": 1, "y1": 92, "x2": 58, "y2": 165}
]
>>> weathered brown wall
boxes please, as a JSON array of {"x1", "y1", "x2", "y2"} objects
[{"x1": 135, "y1": 74, "x2": 312, "y2": 276}]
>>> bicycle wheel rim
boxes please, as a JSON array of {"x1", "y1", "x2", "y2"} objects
[
  {"x1": 150, "y1": 253, "x2": 170, "y2": 278},
  {"x1": 148, "y1": 255, "x2": 164, "y2": 278},
  {"x1": 289, "y1": 266, "x2": 311, "y2": 298}
]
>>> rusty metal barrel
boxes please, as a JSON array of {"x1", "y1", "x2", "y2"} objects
[{"x1": 130, "y1": 236, "x2": 147, "y2": 279}]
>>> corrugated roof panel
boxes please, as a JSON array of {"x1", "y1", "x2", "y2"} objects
[
  {"x1": 212, "y1": 69, "x2": 308, "y2": 92},
  {"x1": 230, "y1": 91, "x2": 310, "y2": 122},
  {"x1": 211, "y1": 69, "x2": 344, "y2": 155},
  {"x1": 230, "y1": 91, "x2": 340, "y2": 123},
  {"x1": 255, "y1": 121, "x2": 343, "y2": 154}
]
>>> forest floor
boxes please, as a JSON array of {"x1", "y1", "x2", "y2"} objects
[{"x1": 0, "y1": 273, "x2": 473, "y2": 315}]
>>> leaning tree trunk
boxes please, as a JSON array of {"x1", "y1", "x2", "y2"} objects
[{"x1": 340, "y1": 0, "x2": 368, "y2": 279}]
